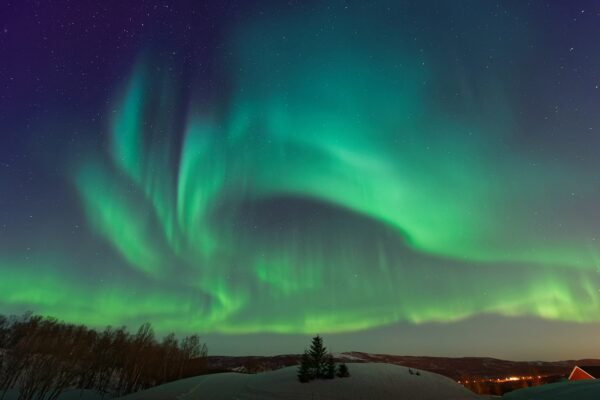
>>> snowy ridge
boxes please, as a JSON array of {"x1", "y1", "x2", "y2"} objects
[{"x1": 118, "y1": 363, "x2": 490, "y2": 400}]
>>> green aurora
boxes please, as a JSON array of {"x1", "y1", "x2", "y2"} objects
[{"x1": 1, "y1": 1, "x2": 600, "y2": 342}]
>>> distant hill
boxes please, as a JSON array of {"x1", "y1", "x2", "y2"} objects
[{"x1": 207, "y1": 351, "x2": 600, "y2": 381}]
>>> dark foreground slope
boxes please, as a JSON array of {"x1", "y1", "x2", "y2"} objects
[{"x1": 503, "y1": 379, "x2": 600, "y2": 400}]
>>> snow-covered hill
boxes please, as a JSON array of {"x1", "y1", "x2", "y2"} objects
[{"x1": 117, "y1": 362, "x2": 491, "y2": 400}]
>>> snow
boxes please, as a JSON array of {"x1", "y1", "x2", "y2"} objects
[
  {"x1": 333, "y1": 352, "x2": 367, "y2": 361},
  {"x1": 333, "y1": 353, "x2": 371, "y2": 361},
  {"x1": 117, "y1": 362, "x2": 489, "y2": 400},
  {"x1": 503, "y1": 379, "x2": 600, "y2": 400}
]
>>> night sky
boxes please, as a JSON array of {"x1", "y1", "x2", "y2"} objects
[{"x1": 2, "y1": 1, "x2": 600, "y2": 360}]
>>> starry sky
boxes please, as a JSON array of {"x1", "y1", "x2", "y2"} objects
[{"x1": 1, "y1": 1, "x2": 600, "y2": 360}]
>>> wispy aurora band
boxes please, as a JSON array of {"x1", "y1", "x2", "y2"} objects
[{"x1": 4, "y1": 3, "x2": 600, "y2": 335}]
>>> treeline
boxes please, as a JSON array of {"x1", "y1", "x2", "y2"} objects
[{"x1": 0, "y1": 313, "x2": 207, "y2": 400}]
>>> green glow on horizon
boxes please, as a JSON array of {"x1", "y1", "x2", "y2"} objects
[{"x1": 2, "y1": 3, "x2": 600, "y2": 336}]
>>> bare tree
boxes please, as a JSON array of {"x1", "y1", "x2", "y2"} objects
[{"x1": 0, "y1": 314, "x2": 209, "y2": 399}]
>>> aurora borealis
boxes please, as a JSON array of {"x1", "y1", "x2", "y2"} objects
[{"x1": 2, "y1": 1, "x2": 600, "y2": 359}]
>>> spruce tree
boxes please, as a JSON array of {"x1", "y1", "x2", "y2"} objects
[
  {"x1": 337, "y1": 362, "x2": 350, "y2": 378},
  {"x1": 297, "y1": 350, "x2": 312, "y2": 383},
  {"x1": 308, "y1": 335, "x2": 327, "y2": 378},
  {"x1": 324, "y1": 354, "x2": 336, "y2": 379}
]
